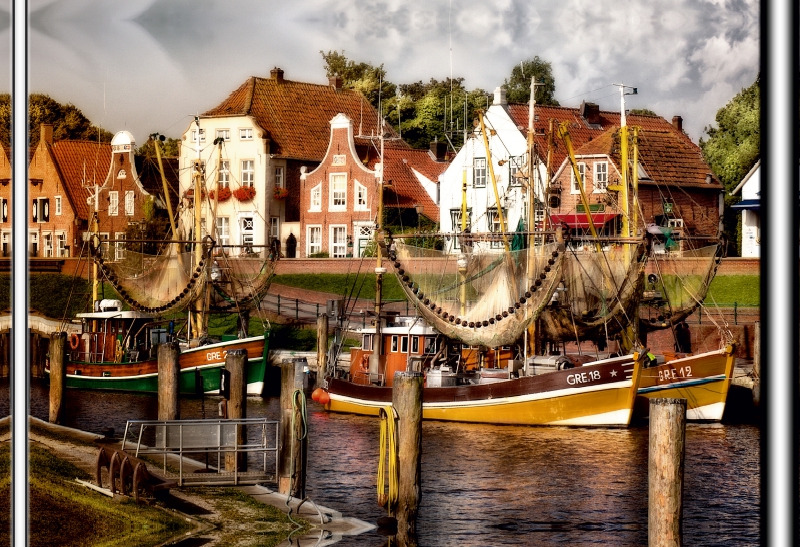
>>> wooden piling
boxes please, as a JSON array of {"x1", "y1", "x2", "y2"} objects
[
  {"x1": 48, "y1": 331, "x2": 67, "y2": 424},
  {"x1": 157, "y1": 342, "x2": 180, "y2": 421},
  {"x1": 648, "y1": 398, "x2": 686, "y2": 547},
  {"x1": 393, "y1": 371, "x2": 423, "y2": 539},
  {"x1": 752, "y1": 321, "x2": 760, "y2": 406},
  {"x1": 316, "y1": 313, "x2": 328, "y2": 383},
  {"x1": 278, "y1": 359, "x2": 307, "y2": 497},
  {"x1": 225, "y1": 349, "x2": 248, "y2": 472}
]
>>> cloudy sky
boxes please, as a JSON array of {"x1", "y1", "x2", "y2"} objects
[{"x1": 1, "y1": 0, "x2": 758, "y2": 144}]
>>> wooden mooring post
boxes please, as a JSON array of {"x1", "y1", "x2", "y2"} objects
[
  {"x1": 316, "y1": 313, "x2": 328, "y2": 383},
  {"x1": 157, "y1": 342, "x2": 180, "y2": 421},
  {"x1": 648, "y1": 398, "x2": 686, "y2": 547},
  {"x1": 48, "y1": 331, "x2": 67, "y2": 424},
  {"x1": 278, "y1": 359, "x2": 307, "y2": 498},
  {"x1": 752, "y1": 320, "x2": 760, "y2": 406},
  {"x1": 394, "y1": 371, "x2": 423, "y2": 540},
  {"x1": 225, "y1": 349, "x2": 248, "y2": 472}
]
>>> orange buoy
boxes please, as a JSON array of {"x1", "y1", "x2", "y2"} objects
[
  {"x1": 311, "y1": 388, "x2": 324, "y2": 402},
  {"x1": 318, "y1": 390, "x2": 331, "y2": 405}
]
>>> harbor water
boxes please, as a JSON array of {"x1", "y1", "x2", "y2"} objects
[{"x1": 22, "y1": 380, "x2": 759, "y2": 546}]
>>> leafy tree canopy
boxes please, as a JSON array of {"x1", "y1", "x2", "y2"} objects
[
  {"x1": 502, "y1": 57, "x2": 559, "y2": 105},
  {"x1": 0, "y1": 93, "x2": 112, "y2": 149},
  {"x1": 136, "y1": 136, "x2": 181, "y2": 158},
  {"x1": 628, "y1": 108, "x2": 658, "y2": 116},
  {"x1": 321, "y1": 50, "x2": 396, "y2": 112}
]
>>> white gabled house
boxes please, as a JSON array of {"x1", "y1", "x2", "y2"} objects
[{"x1": 730, "y1": 159, "x2": 760, "y2": 257}]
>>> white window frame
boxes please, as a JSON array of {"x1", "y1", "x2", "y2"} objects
[
  {"x1": 241, "y1": 160, "x2": 255, "y2": 187},
  {"x1": 239, "y1": 128, "x2": 253, "y2": 140},
  {"x1": 1, "y1": 231, "x2": 8, "y2": 257},
  {"x1": 570, "y1": 162, "x2": 586, "y2": 194},
  {"x1": 108, "y1": 191, "x2": 119, "y2": 216},
  {"x1": 400, "y1": 336, "x2": 409, "y2": 353},
  {"x1": 115, "y1": 231, "x2": 126, "y2": 261},
  {"x1": 354, "y1": 181, "x2": 368, "y2": 211},
  {"x1": 56, "y1": 231, "x2": 67, "y2": 257},
  {"x1": 391, "y1": 335, "x2": 399, "y2": 353},
  {"x1": 239, "y1": 215, "x2": 254, "y2": 251},
  {"x1": 307, "y1": 225, "x2": 322, "y2": 256},
  {"x1": 275, "y1": 166, "x2": 285, "y2": 189},
  {"x1": 329, "y1": 173, "x2": 347, "y2": 211},
  {"x1": 330, "y1": 225, "x2": 347, "y2": 258},
  {"x1": 474, "y1": 158, "x2": 487, "y2": 188},
  {"x1": 218, "y1": 160, "x2": 230, "y2": 187},
  {"x1": 310, "y1": 184, "x2": 322, "y2": 212},
  {"x1": 270, "y1": 216, "x2": 279, "y2": 240},
  {"x1": 216, "y1": 217, "x2": 230, "y2": 248},
  {"x1": 191, "y1": 129, "x2": 206, "y2": 142},
  {"x1": 125, "y1": 191, "x2": 135, "y2": 215},
  {"x1": 411, "y1": 335, "x2": 420, "y2": 354},
  {"x1": 29, "y1": 230, "x2": 38, "y2": 257},
  {"x1": 487, "y1": 207, "x2": 507, "y2": 249},
  {"x1": 42, "y1": 232, "x2": 53, "y2": 258},
  {"x1": 215, "y1": 129, "x2": 230, "y2": 141},
  {"x1": 593, "y1": 161, "x2": 608, "y2": 193},
  {"x1": 509, "y1": 155, "x2": 524, "y2": 187},
  {"x1": 99, "y1": 232, "x2": 109, "y2": 259},
  {"x1": 54, "y1": 195, "x2": 62, "y2": 216}
]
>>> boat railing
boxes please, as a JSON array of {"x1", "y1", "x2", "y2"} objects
[{"x1": 121, "y1": 418, "x2": 279, "y2": 487}]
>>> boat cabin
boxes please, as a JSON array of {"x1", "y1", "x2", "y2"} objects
[{"x1": 72, "y1": 299, "x2": 159, "y2": 364}]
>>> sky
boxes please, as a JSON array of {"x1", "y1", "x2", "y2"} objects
[{"x1": 0, "y1": 0, "x2": 759, "y2": 145}]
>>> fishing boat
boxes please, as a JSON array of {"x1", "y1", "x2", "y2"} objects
[{"x1": 46, "y1": 127, "x2": 276, "y2": 394}]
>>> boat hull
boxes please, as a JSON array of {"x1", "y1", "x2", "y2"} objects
[
  {"x1": 326, "y1": 356, "x2": 643, "y2": 427},
  {"x1": 634, "y1": 345, "x2": 736, "y2": 421},
  {"x1": 47, "y1": 335, "x2": 269, "y2": 395}
]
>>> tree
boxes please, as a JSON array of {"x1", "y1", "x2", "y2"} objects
[
  {"x1": 136, "y1": 136, "x2": 181, "y2": 158},
  {"x1": 0, "y1": 93, "x2": 112, "y2": 149},
  {"x1": 699, "y1": 75, "x2": 760, "y2": 254},
  {"x1": 320, "y1": 50, "x2": 396, "y2": 112},
  {"x1": 502, "y1": 57, "x2": 559, "y2": 105},
  {"x1": 629, "y1": 108, "x2": 658, "y2": 116}
]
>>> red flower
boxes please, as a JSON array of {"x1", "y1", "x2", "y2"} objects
[
  {"x1": 209, "y1": 187, "x2": 232, "y2": 202},
  {"x1": 233, "y1": 186, "x2": 257, "y2": 201},
  {"x1": 273, "y1": 187, "x2": 289, "y2": 199}
]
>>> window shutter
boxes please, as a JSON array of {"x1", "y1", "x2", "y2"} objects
[
  {"x1": 1, "y1": 199, "x2": 6, "y2": 223},
  {"x1": 32, "y1": 200, "x2": 37, "y2": 223},
  {"x1": 42, "y1": 199, "x2": 50, "y2": 222}
]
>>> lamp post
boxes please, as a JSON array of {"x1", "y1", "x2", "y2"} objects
[{"x1": 414, "y1": 203, "x2": 424, "y2": 232}]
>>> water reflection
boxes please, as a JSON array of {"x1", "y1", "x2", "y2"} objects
[{"x1": 22, "y1": 380, "x2": 759, "y2": 547}]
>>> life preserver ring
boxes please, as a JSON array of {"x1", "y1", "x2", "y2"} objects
[{"x1": 69, "y1": 333, "x2": 80, "y2": 350}]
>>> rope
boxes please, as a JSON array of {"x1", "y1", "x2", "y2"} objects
[
  {"x1": 284, "y1": 388, "x2": 309, "y2": 531},
  {"x1": 377, "y1": 406, "x2": 398, "y2": 513}
]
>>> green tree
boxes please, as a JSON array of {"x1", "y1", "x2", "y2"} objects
[
  {"x1": 628, "y1": 108, "x2": 658, "y2": 116},
  {"x1": 320, "y1": 50, "x2": 396, "y2": 112},
  {"x1": 0, "y1": 93, "x2": 112, "y2": 149},
  {"x1": 136, "y1": 136, "x2": 181, "y2": 158},
  {"x1": 699, "y1": 75, "x2": 760, "y2": 255},
  {"x1": 502, "y1": 57, "x2": 559, "y2": 105}
]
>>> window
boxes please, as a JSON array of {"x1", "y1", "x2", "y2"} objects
[
  {"x1": 3, "y1": 231, "x2": 12, "y2": 257},
  {"x1": 329, "y1": 174, "x2": 346, "y2": 210},
  {"x1": 215, "y1": 129, "x2": 230, "y2": 141},
  {"x1": 115, "y1": 231, "x2": 126, "y2": 261},
  {"x1": 108, "y1": 191, "x2": 119, "y2": 215},
  {"x1": 215, "y1": 217, "x2": 230, "y2": 247},
  {"x1": 240, "y1": 215, "x2": 254, "y2": 251},
  {"x1": 411, "y1": 336, "x2": 420, "y2": 354},
  {"x1": 391, "y1": 335, "x2": 399, "y2": 352},
  {"x1": 275, "y1": 166, "x2": 285, "y2": 189},
  {"x1": 307, "y1": 225, "x2": 322, "y2": 256},
  {"x1": 241, "y1": 160, "x2": 254, "y2": 187},
  {"x1": 449, "y1": 207, "x2": 472, "y2": 231},
  {"x1": 190, "y1": 159, "x2": 206, "y2": 173},
  {"x1": 593, "y1": 161, "x2": 608, "y2": 192},
  {"x1": 0, "y1": 199, "x2": 6, "y2": 223},
  {"x1": 29, "y1": 231, "x2": 38, "y2": 257},
  {"x1": 54, "y1": 195, "x2": 62, "y2": 216},
  {"x1": 423, "y1": 337, "x2": 436, "y2": 354},
  {"x1": 56, "y1": 232, "x2": 67, "y2": 257},
  {"x1": 43, "y1": 232, "x2": 53, "y2": 257},
  {"x1": 362, "y1": 334, "x2": 372, "y2": 351},
  {"x1": 400, "y1": 336, "x2": 409, "y2": 353},
  {"x1": 32, "y1": 198, "x2": 49, "y2": 223},
  {"x1": 571, "y1": 162, "x2": 586, "y2": 194},
  {"x1": 310, "y1": 184, "x2": 322, "y2": 212},
  {"x1": 191, "y1": 129, "x2": 206, "y2": 142},
  {"x1": 239, "y1": 128, "x2": 253, "y2": 140},
  {"x1": 487, "y1": 207, "x2": 507, "y2": 248},
  {"x1": 330, "y1": 225, "x2": 347, "y2": 258},
  {"x1": 99, "y1": 233, "x2": 110, "y2": 259},
  {"x1": 270, "y1": 216, "x2": 279, "y2": 240},
  {"x1": 218, "y1": 160, "x2": 230, "y2": 187},
  {"x1": 474, "y1": 158, "x2": 487, "y2": 187},
  {"x1": 354, "y1": 181, "x2": 368, "y2": 211},
  {"x1": 509, "y1": 155, "x2": 524, "y2": 186},
  {"x1": 125, "y1": 191, "x2": 135, "y2": 215}
]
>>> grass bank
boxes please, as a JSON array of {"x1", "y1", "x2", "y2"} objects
[{"x1": 706, "y1": 274, "x2": 760, "y2": 306}]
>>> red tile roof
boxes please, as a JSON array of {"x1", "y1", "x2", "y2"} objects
[
  {"x1": 505, "y1": 104, "x2": 696, "y2": 176},
  {"x1": 203, "y1": 74, "x2": 400, "y2": 161},
  {"x1": 572, "y1": 127, "x2": 721, "y2": 189},
  {"x1": 48, "y1": 140, "x2": 112, "y2": 220}
]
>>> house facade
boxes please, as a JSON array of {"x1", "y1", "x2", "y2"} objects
[
  {"x1": 180, "y1": 67, "x2": 394, "y2": 258},
  {"x1": 731, "y1": 159, "x2": 760, "y2": 257},
  {"x1": 0, "y1": 145, "x2": 9, "y2": 256}
]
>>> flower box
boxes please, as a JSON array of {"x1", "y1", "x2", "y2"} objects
[
  {"x1": 233, "y1": 186, "x2": 257, "y2": 202},
  {"x1": 209, "y1": 187, "x2": 232, "y2": 202},
  {"x1": 273, "y1": 187, "x2": 289, "y2": 199}
]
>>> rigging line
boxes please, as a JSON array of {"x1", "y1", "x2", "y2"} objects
[{"x1": 562, "y1": 84, "x2": 615, "y2": 102}]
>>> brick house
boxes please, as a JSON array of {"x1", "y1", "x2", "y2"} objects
[
  {"x1": 180, "y1": 67, "x2": 395, "y2": 258},
  {"x1": 299, "y1": 113, "x2": 447, "y2": 258},
  {"x1": 28, "y1": 124, "x2": 111, "y2": 258},
  {"x1": 0, "y1": 145, "x2": 9, "y2": 256}
]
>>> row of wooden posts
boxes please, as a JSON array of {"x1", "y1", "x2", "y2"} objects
[{"x1": 48, "y1": 328, "x2": 690, "y2": 545}]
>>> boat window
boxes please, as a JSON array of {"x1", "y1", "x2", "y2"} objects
[
  {"x1": 424, "y1": 337, "x2": 436, "y2": 354},
  {"x1": 400, "y1": 336, "x2": 408, "y2": 353},
  {"x1": 411, "y1": 336, "x2": 420, "y2": 354},
  {"x1": 391, "y1": 335, "x2": 399, "y2": 352},
  {"x1": 363, "y1": 334, "x2": 372, "y2": 350}
]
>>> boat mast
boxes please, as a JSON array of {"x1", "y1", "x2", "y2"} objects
[
  {"x1": 370, "y1": 120, "x2": 386, "y2": 373},
  {"x1": 477, "y1": 111, "x2": 510, "y2": 252},
  {"x1": 191, "y1": 116, "x2": 205, "y2": 340}
]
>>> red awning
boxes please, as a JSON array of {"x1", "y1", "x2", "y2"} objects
[{"x1": 549, "y1": 213, "x2": 619, "y2": 229}]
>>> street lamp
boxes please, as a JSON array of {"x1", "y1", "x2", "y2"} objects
[{"x1": 414, "y1": 203, "x2": 424, "y2": 231}]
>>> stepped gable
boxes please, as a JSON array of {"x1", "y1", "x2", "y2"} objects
[
  {"x1": 573, "y1": 127, "x2": 720, "y2": 189},
  {"x1": 135, "y1": 154, "x2": 180, "y2": 211},
  {"x1": 48, "y1": 140, "x2": 112, "y2": 220},
  {"x1": 203, "y1": 73, "x2": 400, "y2": 161}
]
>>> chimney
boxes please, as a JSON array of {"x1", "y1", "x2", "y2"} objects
[
  {"x1": 329, "y1": 75, "x2": 343, "y2": 90},
  {"x1": 493, "y1": 86, "x2": 507, "y2": 106},
  {"x1": 672, "y1": 115, "x2": 683, "y2": 132},
  {"x1": 580, "y1": 101, "x2": 601, "y2": 124},
  {"x1": 429, "y1": 140, "x2": 447, "y2": 161},
  {"x1": 40, "y1": 123, "x2": 53, "y2": 145},
  {"x1": 270, "y1": 67, "x2": 284, "y2": 83}
]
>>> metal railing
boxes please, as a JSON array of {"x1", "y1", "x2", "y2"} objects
[{"x1": 122, "y1": 418, "x2": 279, "y2": 486}]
